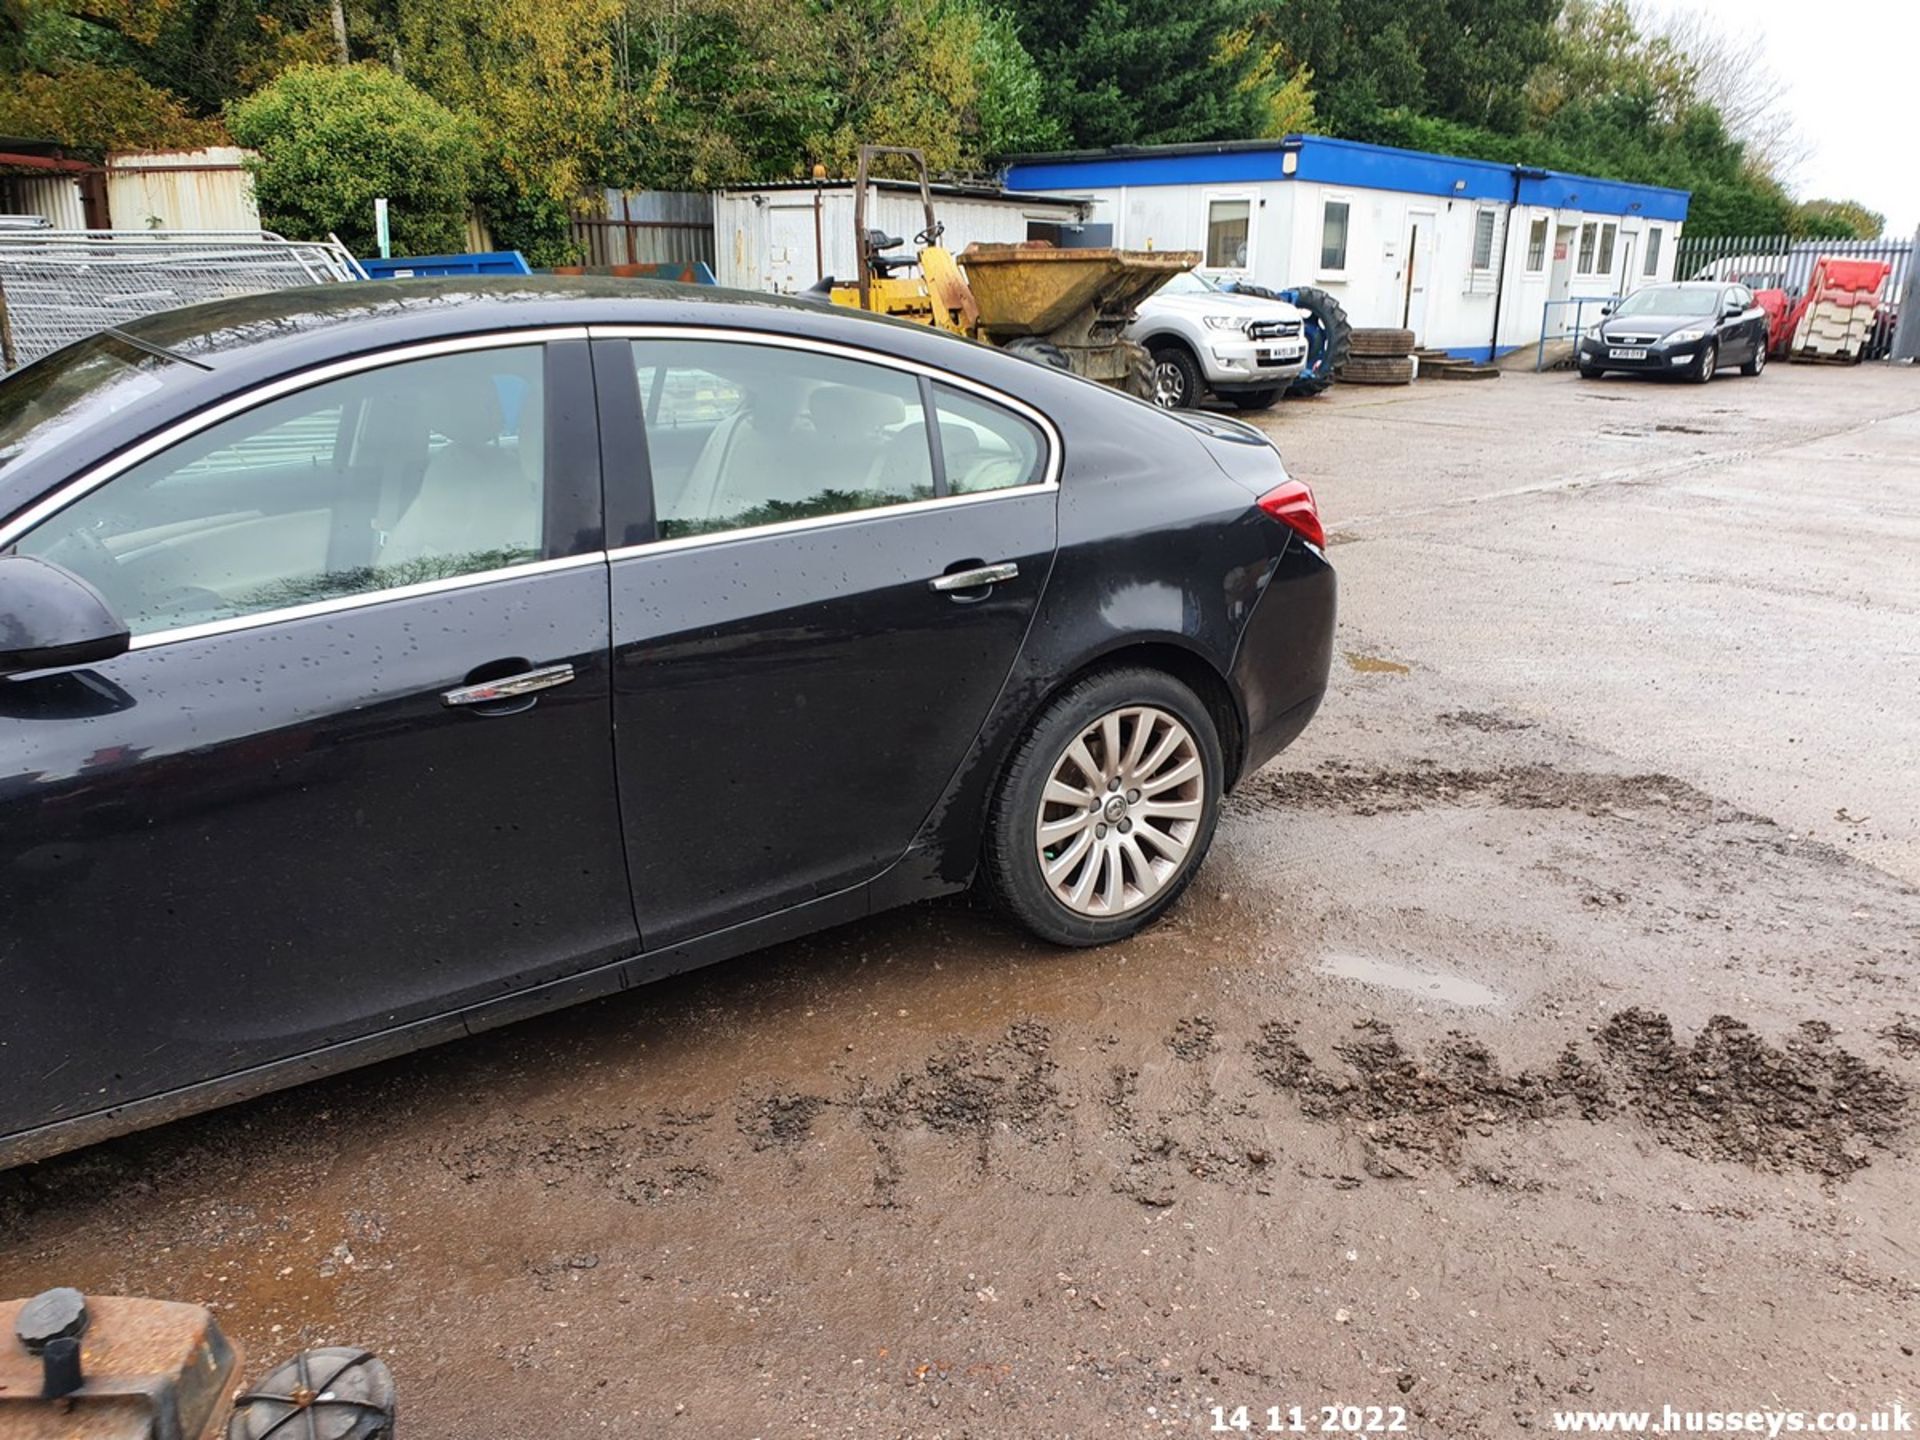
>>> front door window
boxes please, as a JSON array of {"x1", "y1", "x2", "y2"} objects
[{"x1": 12, "y1": 347, "x2": 548, "y2": 636}]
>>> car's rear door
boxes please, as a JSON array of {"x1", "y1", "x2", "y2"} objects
[
  {"x1": 592, "y1": 329, "x2": 1059, "y2": 946},
  {"x1": 0, "y1": 333, "x2": 634, "y2": 1142}
]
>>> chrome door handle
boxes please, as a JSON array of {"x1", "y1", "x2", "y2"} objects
[
  {"x1": 930, "y1": 562, "x2": 1018, "y2": 592},
  {"x1": 442, "y1": 663, "x2": 575, "y2": 707}
]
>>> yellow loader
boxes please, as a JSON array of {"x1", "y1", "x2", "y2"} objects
[{"x1": 818, "y1": 145, "x2": 1198, "y2": 396}]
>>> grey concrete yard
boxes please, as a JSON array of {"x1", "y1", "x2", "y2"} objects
[{"x1": 3, "y1": 361, "x2": 1916, "y2": 1439}]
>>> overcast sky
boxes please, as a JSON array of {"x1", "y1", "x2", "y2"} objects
[{"x1": 1652, "y1": 0, "x2": 1918, "y2": 235}]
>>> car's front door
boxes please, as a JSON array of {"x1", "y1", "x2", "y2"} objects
[
  {"x1": 0, "y1": 335, "x2": 635, "y2": 1142},
  {"x1": 1721, "y1": 286, "x2": 1758, "y2": 360},
  {"x1": 595, "y1": 331, "x2": 1058, "y2": 946}
]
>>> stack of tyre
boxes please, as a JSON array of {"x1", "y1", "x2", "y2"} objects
[{"x1": 1338, "y1": 328, "x2": 1417, "y2": 386}]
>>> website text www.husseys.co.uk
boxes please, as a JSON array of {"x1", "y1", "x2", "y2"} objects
[{"x1": 1550, "y1": 1404, "x2": 1913, "y2": 1435}]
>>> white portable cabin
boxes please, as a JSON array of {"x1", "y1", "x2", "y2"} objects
[
  {"x1": 1004, "y1": 137, "x2": 1691, "y2": 360},
  {"x1": 712, "y1": 179, "x2": 1089, "y2": 295}
]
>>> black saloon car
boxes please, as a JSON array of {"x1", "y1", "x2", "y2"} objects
[
  {"x1": 1577, "y1": 281, "x2": 1771, "y2": 382},
  {"x1": 0, "y1": 279, "x2": 1335, "y2": 1166}
]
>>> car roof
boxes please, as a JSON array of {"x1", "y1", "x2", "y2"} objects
[{"x1": 114, "y1": 275, "x2": 948, "y2": 367}]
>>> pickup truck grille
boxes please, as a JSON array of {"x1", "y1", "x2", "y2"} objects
[{"x1": 1247, "y1": 320, "x2": 1304, "y2": 340}]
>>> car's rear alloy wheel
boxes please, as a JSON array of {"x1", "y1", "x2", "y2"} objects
[
  {"x1": 1035, "y1": 704, "x2": 1201, "y2": 918},
  {"x1": 984, "y1": 668, "x2": 1223, "y2": 946}
]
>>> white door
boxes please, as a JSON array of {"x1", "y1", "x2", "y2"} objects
[
  {"x1": 1401, "y1": 212, "x2": 1436, "y2": 340},
  {"x1": 1618, "y1": 233, "x2": 1639, "y2": 297},
  {"x1": 1548, "y1": 226, "x2": 1576, "y2": 307},
  {"x1": 765, "y1": 204, "x2": 818, "y2": 293}
]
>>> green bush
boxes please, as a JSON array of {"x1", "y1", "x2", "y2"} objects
[{"x1": 228, "y1": 64, "x2": 481, "y2": 256}]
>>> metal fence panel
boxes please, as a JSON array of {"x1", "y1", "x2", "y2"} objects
[
  {"x1": 1675, "y1": 232, "x2": 1910, "y2": 359},
  {"x1": 0, "y1": 229, "x2": 364, "y2": 372}
]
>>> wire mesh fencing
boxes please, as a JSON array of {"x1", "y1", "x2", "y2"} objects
[{"x1": 0, "y1": 230, "x2": 365, "y2": 372}]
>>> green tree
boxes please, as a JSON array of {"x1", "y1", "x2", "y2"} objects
[
  {"x1": 227, "y1": 62, "x2": 481, "y2": 253},
  {"x1": 1005, "y1": 0, "x2": 1277, "y2": 148},
  {"x1": 0, "y1": 59, "x2": 222, "y2": 151},
  {"x1": 1791, "y1": 199, "x2": 1886, "y2": 241},
  {"x1": 392, "y1": 0, "x2": 623, "y2": 263}
]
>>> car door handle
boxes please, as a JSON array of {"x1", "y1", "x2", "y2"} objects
[
  {"x1": 930, "y1": 562, "x2": 1018, "y2": 593},
  {"x1": 442, "y1": 663, "x2": 575, "y2": 708}
]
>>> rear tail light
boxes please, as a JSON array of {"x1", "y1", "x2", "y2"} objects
[{"x1": 1256, "y1": 479, "x2": 1325, "y2": 548}]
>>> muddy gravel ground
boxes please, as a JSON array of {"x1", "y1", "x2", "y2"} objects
[{"x1": 5, "y1": 365, "x2": 1918, "y2": 1437}]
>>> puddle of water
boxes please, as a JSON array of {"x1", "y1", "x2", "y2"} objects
[
  {"x1": 1344, "y1": 652, "x2": 1410, "y2": 675},
  {"x1": 1316, "y1": 952, "x2": 1504, "y2": 1008}
]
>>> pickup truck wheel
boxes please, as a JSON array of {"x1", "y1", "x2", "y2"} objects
[{"x1": 1148, "y1": 344, "x2": 1202, "y2": 409}]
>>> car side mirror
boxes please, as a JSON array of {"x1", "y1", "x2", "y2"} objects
[
  {"x1": 1723, "y1": 303, "x2": 1743, "y2": 318},
  {"x1": 1599, "y1": 303, "x2": 1615, "y2": 317},
  {"x1": 0, "y1": 554, "x2": 131, "y2": 676}
]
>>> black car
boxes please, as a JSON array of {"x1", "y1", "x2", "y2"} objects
[
  {"x1": 0, "y1": 278, "x2": 1335, "y2": 1166},
  {"x1": 1577, "y1": 281, "x2": 1771, "y2": 382}
]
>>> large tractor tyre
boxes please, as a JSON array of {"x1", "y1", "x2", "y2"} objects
[
  {"x1": 1225, "y1": 388, "x2": 1282, "y2": 411},
  {"x1": 1281, "y1": 285, "x2": 1352, "y2": 397},
  {"x1": 1338, "y1": 355, "x2": 1416, "y2": 386},
  {"x1": 1003, "y1": 336, "x2": 1073, "y2": 372},
  {"x1": 1146, "y1": 343, "x2": 1204, "y2": 409},
  {"x1": 1349, "y1": 327, "x2": 1415, "y2": 358}
]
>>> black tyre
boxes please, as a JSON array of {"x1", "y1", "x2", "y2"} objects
[
  {"x1": 1147, "y1": 343, "x2": 1203, "y2": 409},
  {"x1": 1226, "y1": 388, "x2": 1281, "y2": 411},
  {"x1": 1692, "y1": 340, "x2": 1717, "y2": 383},
  {"x1": 1337, "y1": 355, "x2": 1415, "y2": 385},
  {"x1": 1283, "y1": 285, "x2": 1351, "y2": 397},
  {"x1": 982, "y1": 667, "x2": 1223, "y2": 947},
  {"x1": 1350, "y1": 327, "x2": 1415, "y2": 358},
  {"x1": 1578, "y1": 362, "x2": 1602, "y2": 379},
  {"x1": 1122, "y1": 341, "x2": 1156, "y2": 401},
  {"x1": 1740, "y1": 340, "x2": 1767, "y2": 377},
  {"x1": 1003, "y1": 336, "x2": 1072, "y2": 372}
]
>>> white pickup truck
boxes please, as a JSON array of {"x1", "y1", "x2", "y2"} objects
[{"x1": 1126, "y1": 270, "x2": 1310, "y2": 411}]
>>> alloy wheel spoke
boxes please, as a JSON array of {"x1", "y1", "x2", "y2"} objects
[
  {"x1": 1045, "y1": 827, "x2": 1095, "y2": 881},
  {"x1": 1043, "y1": 778, "x2": 1094, "y2": 810},
  {"x1": 1141, "y1": 755, "x2": 1200, "y2": 797},
  {"x1": 1138, "y1": 795, "x2": 1203, "y2": 821},
  {"x1": 1136, "y1": 821, "x2": 1189, "y2": 866},
  {"x1": 1135, "y1": 726, "x2": 1183, "y2": 785},
  {"x1": 1120, "y1": 834, "x2": 1162, "y2": 899},
  {"x1": 1121, "y1": 709, "x2": 1154, "y2": 776},
  {"x1": 1039, "y1": 808, "x2": 1094, "y2": 842},
  {"x1": 1066, "y1": 736, "x2": 1106, "y2": 789},
  {"x1": 1100, "y1": 712, "x2": 1124, "y2": 781}
]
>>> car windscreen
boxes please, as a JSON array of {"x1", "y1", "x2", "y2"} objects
[
  {"x1": 1616, "y1": 287, "x2": 1719, "y2": 318},
  {"x1": 1159, "y1": 271, "x2": 1215, "y2": 295},
  {"x1": 0, "y1": 332, "x2": 185, "y2": 478}
]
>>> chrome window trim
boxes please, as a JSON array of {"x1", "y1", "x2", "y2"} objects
[
  {"x1": 590, "y1": 324, "x2": 1062, "y2": 558},
  {"x1": 2, "y1": 328, "x2": 591, "y2": 653},
  {"x1": 125, "y1": 551, "x2": 607, "y2": 651}
]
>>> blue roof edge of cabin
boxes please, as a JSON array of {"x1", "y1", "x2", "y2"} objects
[{"x1": 1002, "y1": 135, "x2": 1690, "y2": 223}]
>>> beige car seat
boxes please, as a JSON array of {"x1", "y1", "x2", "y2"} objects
[{"x1": 381, "y1": 372, "x2": 542, "y2": 572}]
